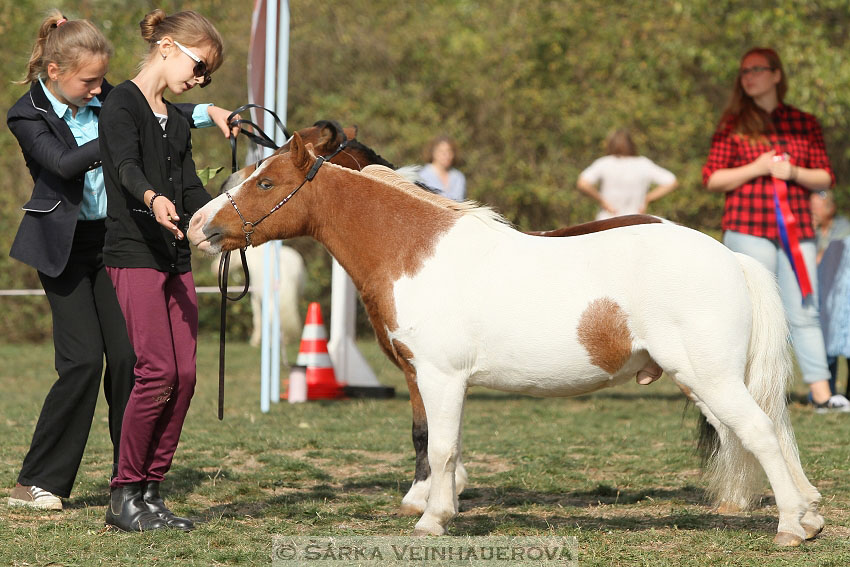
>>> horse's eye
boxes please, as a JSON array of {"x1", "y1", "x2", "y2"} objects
[{"x1": 258, "y1": 178, "x2": 274, "y2": 191}]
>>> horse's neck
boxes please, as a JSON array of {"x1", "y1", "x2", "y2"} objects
[{"x1": 310, "y1": 166, "x2": 459, "y2": 291}]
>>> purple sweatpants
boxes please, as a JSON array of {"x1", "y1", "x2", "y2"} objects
[{"x1": 107, "y1": 267, "x2": 198, "y2": 488}]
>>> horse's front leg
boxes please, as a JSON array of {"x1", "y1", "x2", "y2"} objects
[
  {"x1": 399, "y1": 369, "x2": 468, "y2": 517},
  {"x1": 412, "y1": 371, "x2": 466, "y2": 536},
  {"x1": 400, "y1": 370, "x2": 431, "y2": 515}
]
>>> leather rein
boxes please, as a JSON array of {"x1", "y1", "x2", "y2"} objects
[{"x1": 215, "y1": 105, "x2": 349, "y2": 419}]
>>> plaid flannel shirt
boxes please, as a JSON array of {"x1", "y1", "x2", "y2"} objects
[{"x1": 702, "y1": 103, "x2": 834, "y2": 240}]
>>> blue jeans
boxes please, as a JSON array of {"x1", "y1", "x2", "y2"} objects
[{"x1": 723, "y1": 231, "x2": 830, "y2": 384}]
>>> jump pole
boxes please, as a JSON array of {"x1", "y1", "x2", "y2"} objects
[{"x1": 252, "y1": 0, "x2": 289, "y2": 412}]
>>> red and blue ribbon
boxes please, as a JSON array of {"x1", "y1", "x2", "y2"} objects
[{"x1": 771, "y1": 154, "x2": 812, "y2": 299}]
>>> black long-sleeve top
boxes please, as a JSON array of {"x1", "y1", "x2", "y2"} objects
[
  {"x1": 7, "y1": 79, "x2": 204, "y2": 277},
  {"x1": 98, "y1": 80, "x2": 212, "y2": 272}
]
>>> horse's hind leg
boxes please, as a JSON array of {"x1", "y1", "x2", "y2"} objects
[
  {"x1": 411, "y1": 371, "x2": 466, "y2": 536},
  {"x1": 771, "y1": 411, "x2": 823, "y2": 539},
  {"x1": 684, "y1": 378, "x2": 808, "y2": 545}
]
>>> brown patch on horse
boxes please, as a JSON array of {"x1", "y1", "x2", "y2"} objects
[
  {"x1": 527, "y1": 215, "x2": 662, "y2": 237},
  {"x1": 577, "y1": 298, "x2": 633, "y2": 374},
  {"x1": 282, "y1": 137, "x2": 466, "y2": 345}
]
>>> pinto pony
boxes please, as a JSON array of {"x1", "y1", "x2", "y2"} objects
[
  {"x1": 224, "y1": 120, "x2": 664, "y2": 509},
  {"x1": 188, "y1": 134, "x2": 822, "y2": 545}
]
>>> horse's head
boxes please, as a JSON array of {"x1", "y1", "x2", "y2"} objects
[
  {"x1": 189, "y1": 132, "x2": 320, "y2": 254},
  {"x1": 219, "y1": 120, "x2": 359, "y2": 193}
]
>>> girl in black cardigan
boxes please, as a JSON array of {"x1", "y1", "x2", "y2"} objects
[
  {"x1": 7, "y1": 11, "x2": 234, "y2": 518},
  {"x1": 98, "y1": 9, "x2": 225, "y2": 533}
]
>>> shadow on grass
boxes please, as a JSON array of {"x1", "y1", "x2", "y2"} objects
[
  {"x1": 64, "y1": 466, "x2": 231, "y2": 509},
  {"x1": 450, "y1": 509, "x2": 779, "y2": 536},
  {"x1": 459, "y1": 483, "x2": 707, "y2": 509}
]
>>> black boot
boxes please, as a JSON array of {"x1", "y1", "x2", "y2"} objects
[
  {"x1": 143, "y1": 481, "x2": 194, "y2": 531},
  {"x1": 105, "y1": 483, "x2": 167, "y2": 532}
]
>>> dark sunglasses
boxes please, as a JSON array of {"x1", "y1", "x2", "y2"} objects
[{"x1": 173, "y1": 40, "x2": 212, "y2": 88}]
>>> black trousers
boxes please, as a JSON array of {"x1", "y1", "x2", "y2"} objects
[{"x1": 17, "y1": 220, "x2": 136, "y2": 498}]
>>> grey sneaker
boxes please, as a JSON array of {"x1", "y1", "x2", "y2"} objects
[
  {"x1": 8, "y1": 484, "x2": 62, "y2": 510},
  {"x1": 813, "y1": 394, "x2": 850, "y2": 414}
]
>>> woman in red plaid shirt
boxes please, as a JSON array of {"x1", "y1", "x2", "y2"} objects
[{"x1": 703, "y1": 47, "x2": 850, "y2": 413}]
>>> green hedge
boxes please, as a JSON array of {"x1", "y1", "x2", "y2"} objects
[{"x1": 3, "y1": 0, "x2": 850, "y2": 341}]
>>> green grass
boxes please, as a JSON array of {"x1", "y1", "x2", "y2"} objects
[{"x1": 1, "y1": 339, "x2": 849, "y2": 566}]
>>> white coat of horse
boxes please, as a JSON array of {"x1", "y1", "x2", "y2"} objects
[{"x1": 188, "y1": 135, "x2": 823, "y2": 545}]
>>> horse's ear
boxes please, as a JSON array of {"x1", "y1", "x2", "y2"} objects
[
  {"x1": 289, "y1": 132, "x2": 312, "y2": 172},
  {"x1": 316, "y1": 121, "x2": 339, "y2": 146},
  {"x1": 343, "y1": 126, "x2": 357, "y2": 140}
]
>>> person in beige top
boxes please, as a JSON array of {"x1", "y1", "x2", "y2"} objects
[{"x1": 577, "y1": 129, "x2": 678, "y2": 220}]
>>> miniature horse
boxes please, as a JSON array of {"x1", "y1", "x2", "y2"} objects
[
  {"x1": 224, "y1": 120, "x2": 664, "y2": 514},
  {"x1": 188, "y1": 134, "x2": 822, "y2": 545}
]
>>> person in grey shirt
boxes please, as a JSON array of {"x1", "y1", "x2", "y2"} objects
[
  {"x1": 811, "y1": 190, "x2": 850, "y2": 263},
  {"x1": 419, "y1": 135, "x2": 466, "y2": 201}
]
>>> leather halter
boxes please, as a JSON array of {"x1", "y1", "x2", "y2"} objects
[{"x1": 225, "y1": 139, "x2": 350, "y2": 247}]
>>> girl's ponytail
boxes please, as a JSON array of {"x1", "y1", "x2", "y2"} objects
[{"x1": 17, "y1": 10, "x2": 112, "y2": 84}]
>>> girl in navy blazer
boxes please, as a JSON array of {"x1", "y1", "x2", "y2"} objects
[{"x1": 7, "y1": 11, "x2": 235, "y2": 520}]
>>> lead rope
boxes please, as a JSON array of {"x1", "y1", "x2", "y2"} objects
[
  {"x1": 217, "y1": 104, "x2": 286, "y2": 419},
  {"x1": 217, "y1": 248, "x2": 249, "y2": 419}
]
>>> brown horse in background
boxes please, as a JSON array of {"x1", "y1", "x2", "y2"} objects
[{"x1": 221, "y1": 120, "x2": 662, "y2": 513}]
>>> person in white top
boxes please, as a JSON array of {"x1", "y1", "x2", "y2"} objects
[
  {"x1": 419, "y1": 135, "x2": 466, "y2": 201},
  {"x1": 577, "y1": 129, "x2": 678, "y2": 220}
]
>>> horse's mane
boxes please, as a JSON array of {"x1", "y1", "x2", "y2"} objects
[
  {"x1": 348, "y1": 140, "x2": 396, "y2": 169},
  {"x1": 360, "y1": 165, "x2": 512, "y2": 230},
  {"x1": 312, "y1": 120, "x2": 396, "y2": 169}
]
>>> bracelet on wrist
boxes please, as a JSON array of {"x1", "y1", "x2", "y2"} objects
[{"x1": 148, "y1": 192, "x2": 166, "y2": 210}]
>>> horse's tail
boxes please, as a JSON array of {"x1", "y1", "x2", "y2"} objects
[{"x1": 698, "y1": 253, "x2": 814, "y2": 510}]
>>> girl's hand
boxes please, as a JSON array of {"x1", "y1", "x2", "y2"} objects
[
  {"x1": 768, "y1": 153, "x2": 795, "y2": 180},
  {"x1": 752, "y1": 150, "x2": 777, "y2": 176},
  {"x1": 207, "y1": 105, "x2": 241, "y2": 139},
  {"x1": 149, "y1": 193, "x2": 184, "y2": 240}
]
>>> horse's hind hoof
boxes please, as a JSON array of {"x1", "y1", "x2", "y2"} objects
[
  {"x1": 715, "y1": 501, "x2": 743, "y2": 514},
  {"x1": 773, "y1": 532, "x2": 804, "y2": 547},
  {"x1": 398, "y1": 503, "x2": 425, "y2": 516},
  {"x1": 803, "y1": 521, "x2": 824, "y2": 540}
]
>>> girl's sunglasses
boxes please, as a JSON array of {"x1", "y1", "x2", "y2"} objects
[{"x1": 160, "y1": 40, "x2": 212, "y2": 88}]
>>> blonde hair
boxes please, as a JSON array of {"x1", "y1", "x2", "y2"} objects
[
  {"x1": 18, "y1": 10, "x2": 112, "y2": 84},
  {"x1": 139, "y1": 9, "x2": 224, "y2": 73}
]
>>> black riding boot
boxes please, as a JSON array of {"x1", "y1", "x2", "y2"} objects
[
  {"x1": 143, "y1": 481, "x2": 195, "y2": 531},
  {"x1": 105, "y1": 483, "x2": 167, "y2": 532}
]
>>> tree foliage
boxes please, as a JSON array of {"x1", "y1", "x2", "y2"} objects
[{"x1": 3, "y1": 0, "x2": 850, "y2": 339}]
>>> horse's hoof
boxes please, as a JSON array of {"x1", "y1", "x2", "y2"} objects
[
  {"x1": 773, "y1": 532, "x2": 804, "y2": 547},
  {"x1": 803, "y1": 520, "x2": 824, "y2": 540},
  {"x1": 412, "y1": 526, "x2": 444, "y2": 536},
  {"x1": 398, "y1": 503, "x2": 425, "y2": 516},
  {"x1": 715, "y1": 501, "x2": 743, "y2": 514},
  {"x1": 412, "y1": 520, "x2": 445, "y2": 536}
]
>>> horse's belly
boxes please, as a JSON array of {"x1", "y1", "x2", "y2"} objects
[{"x1": 466, "y1": 350, "x2": 647, "y2": 396}]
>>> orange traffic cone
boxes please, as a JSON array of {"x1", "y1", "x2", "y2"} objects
[{"x1": 287, "y1": 302, "x2": 344, "y2": 400}]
